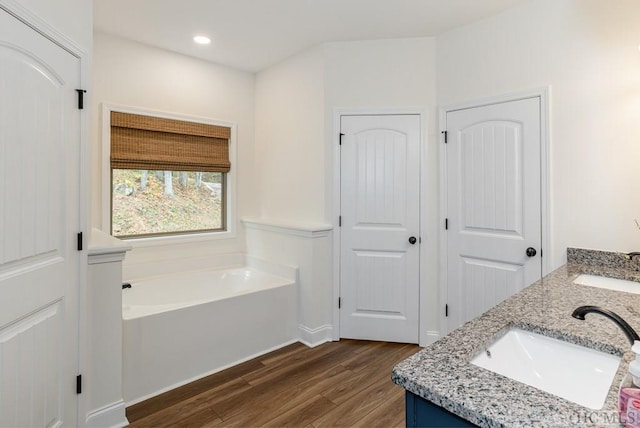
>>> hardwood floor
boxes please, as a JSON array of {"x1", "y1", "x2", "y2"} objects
[{"x1": 126, "y1": 340, "x2": 420, "y2": 427}]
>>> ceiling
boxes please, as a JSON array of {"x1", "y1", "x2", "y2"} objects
[{"x1": 93, "y1": 0, "x2": 528, "y2": 73}]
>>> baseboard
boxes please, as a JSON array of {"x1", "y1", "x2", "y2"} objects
[
  {"x1": 86, "y1": 400, "x2": 128, "y2": 428},
  {"x1": 298, "y1": 324, "x2": 334, "y2": 348},
  {"x1": 420, "y1": 330, "x2": 440, "y2": 347}
]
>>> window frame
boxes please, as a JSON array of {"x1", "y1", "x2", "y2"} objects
[{"x1": 101, "y1": 103, "x2": 237, "y2": 246}]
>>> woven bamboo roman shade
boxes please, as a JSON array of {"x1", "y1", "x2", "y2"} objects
[{"x1": 110, "y1": 112, "x2": 231, "y2": 172}]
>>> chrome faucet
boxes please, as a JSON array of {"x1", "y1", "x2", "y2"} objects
[{"x1": 572, "y1": 306, "x2": 640, "y2": 345}]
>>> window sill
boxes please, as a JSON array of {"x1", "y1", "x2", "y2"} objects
[{"x1": 115, "y1": 228, "x2": 236, "y2": 249}]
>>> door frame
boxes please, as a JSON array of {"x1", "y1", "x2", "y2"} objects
[
  {"x1": 438, "y1": 87, "x2": 551, "y2": 336},
  {"x1": 332, "y1": 107, "x2": 427, "y2": 342},
  {"x1": 0, "y1": 1, "x2": 90, "y2": 425}
]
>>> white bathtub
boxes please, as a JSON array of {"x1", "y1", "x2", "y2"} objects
[{"x1": 122, "y1": 265, "x2": 298, "y2": 404}]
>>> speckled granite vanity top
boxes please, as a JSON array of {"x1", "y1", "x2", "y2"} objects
[{"x1": 392, "y1": 248, "x2": 640, "y2": 427}]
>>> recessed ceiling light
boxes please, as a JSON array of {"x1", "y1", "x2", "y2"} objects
[{"x1": 193, "y1": 35, "x2": 211, "y2": 45}]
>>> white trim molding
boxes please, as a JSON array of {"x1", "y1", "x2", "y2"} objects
[
  {"x1": 298, "y1": 324, "x2": 334, "y2": 348},
  {"x1": 100, "y1": 103, "x2": 238, "y2": 247},
  {"x1": 423, "y1": 331, "x2": 441, "y2": 347},
  {"x1": 85, "y1": 400, "x2": 128, "y2": 428},
  {"x1": 88, "y1": 229, "x2": 132, "y2": 265},
  {"x1": 0, "y1": 0, "x2": 86, "y2": 58},
  {"x1": 242, "y1": 217, "x2": 332, "y2": 238}
]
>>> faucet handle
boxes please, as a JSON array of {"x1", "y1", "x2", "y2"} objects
[{"x1": 626, "y1": 252, "x2": 640, "y2": 259}]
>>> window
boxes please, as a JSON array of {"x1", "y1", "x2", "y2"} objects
[{"x1": 109, "y1": 111, "x2": 231, "y2": 239}]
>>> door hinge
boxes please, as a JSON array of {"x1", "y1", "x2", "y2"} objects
[
  {"x1": 339, "y1": 133, "x2": 344, "y2": 145},
  {"x1": 445, "y1": 304, "x2": 449, "y2": 317},
  {"x1": 540, "y1": 248, "x2": 543, "y2": 257},
  {"x1": 76, "y1": 89, "x2": 87, "y2": 110},
  {"x1": 76, "y1": 375, "x2": 82, "y2": 394},
  {"x1": 445, "y1": 218, "x2": 448, "y2": 230},
  {"x1": 339, "y1": 216, "x2": 342, "y2": 227},
  {"x1": 442, "y1": 130, "x2": 448, "y2": 144},
  {"x1": 338, "y1": 297, "x2": 341, "y2": 309},
  {"x1": 77, "y1": 232, "x2": 83, "y2": 251}
]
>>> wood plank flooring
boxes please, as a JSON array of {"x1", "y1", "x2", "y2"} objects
[{"x1": 126, "y1": 340, "x2": 420, "y2": 427}]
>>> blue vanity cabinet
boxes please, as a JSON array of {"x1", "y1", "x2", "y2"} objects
[{"x1": 405, "y1": 391, "x2": 477, "y2": 427}]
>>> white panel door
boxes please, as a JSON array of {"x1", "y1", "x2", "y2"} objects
[
  {"x1": 340, "y1": 115, "x2": 420, "y2": 343},
  {"x1": 445, "y1": 97, "x2": 541, "y2": 333},
  {"x1": 0, "y1": 9, "x2": 81, "y2": 427}
]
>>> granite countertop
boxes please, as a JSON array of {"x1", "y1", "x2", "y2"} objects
[{"x1": 392, "y1": 249, "x2": 640, "y2": 427}]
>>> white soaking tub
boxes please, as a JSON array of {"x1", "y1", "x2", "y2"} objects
[{"x1": 122, "y1": 265, "x2": 298, "y2": 404}]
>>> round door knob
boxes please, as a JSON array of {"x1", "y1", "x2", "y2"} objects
[
  {"x1": 408, "y1": 236, "x2": 417, "y2": 245},
  {"x1": 526, "y1": 247, "x2": 537, "y2": 257}
]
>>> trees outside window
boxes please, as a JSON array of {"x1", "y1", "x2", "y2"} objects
[{"x1": 111, "y1": 170, "x2": 225, "y2": 237}]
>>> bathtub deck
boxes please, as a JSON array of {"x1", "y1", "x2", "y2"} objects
[{"x1": 126, "y1": 339, "x2": 420, "y2": 427}]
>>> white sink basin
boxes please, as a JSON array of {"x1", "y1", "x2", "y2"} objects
[
  {"x1": 471, "y1": 328, "x2": 620, "y2": 409},
  {"x1": 573, "y1": 274, "x2": 640, "y2": 294}
]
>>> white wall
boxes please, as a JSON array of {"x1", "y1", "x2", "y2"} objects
[
  {"x1": 254, "y1": 46, "x2": 326, "y2": 223},
  {"x1": 437, "y1": 0, "x2": 640, "y2": 269},
  {"x1": 324, "y1": 38, "x2": 436, "y2": 113},
  {"x1": 252, "y1": 38, "x2": 439, "y2": 345},
  {"x1": 252, "y1": 47, "x2": 331, "y2": 343},
  {"x1": 92, "y1": 33, "x2": 257, "y2": 271},
  {"x1": 323, "y1": 38, "x2": 438, "y2": 344}
]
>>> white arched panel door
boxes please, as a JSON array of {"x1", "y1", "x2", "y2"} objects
[
  {"x1": 445, "y1": 97, "x2": 542, "y2": 333},
  {"x1": 340, "y1": 115, "x2": 420, "y2": 343},
  {"x1": 0, "y1": 9, "x2": 81, "y2": 426}
]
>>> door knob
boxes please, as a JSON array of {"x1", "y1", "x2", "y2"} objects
[
  {"x1": 408, "y1": 236, "x2": 417, "y2": 245},
  {"x1": 526, "y1": 247, "x2": 537, "y2": 257}
]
